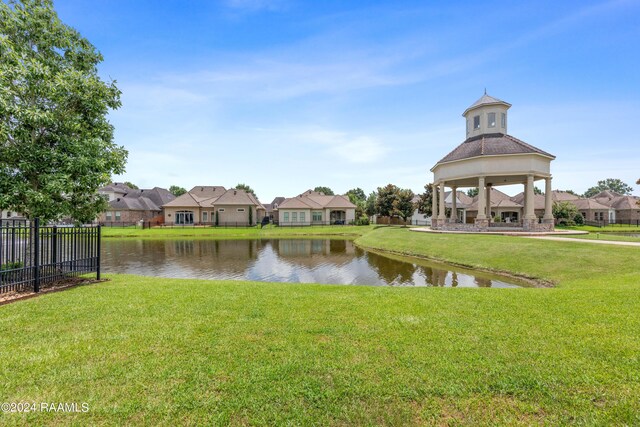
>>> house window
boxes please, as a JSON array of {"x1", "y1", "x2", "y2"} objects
[
  {"x1": 501, "y1": 113, "x2": 506, "y2": 128},
  {"x1": 115, "y1": 211, "x2": 121, "y2": 221},
  {"x1": 473, "y1": 115, "x2": 480, "y2": 129},
  {"x1": 175, "y1": 211, "x2": 194, "y2": 225},
  {"x1": 312, "y1": 211, "x2": 322, "y2": 221},
  {"x1": 237, "y1": 208, "x2": 245, "y2": 212},
  {"x1": 284, "y1": 212, "x2": 289, "y2": 222},
  {"x1": 488, "y1": 112, "x2": 496, "y2": 128},
  {"x1": 300, "y1": 212, "x2": 306, "y2": 222},
  {"x1": 218, "y1": 208, "x2": 225, "y2": 212},
  {"x1": 292, "y1": 212, "x2": 298, "y2": 222},
  {"x1": 106, "y1": 211, "x2": 112, "y2": 220},
  {"x1": 202, "y1": 212, "x2": 208, "y2": 222}
]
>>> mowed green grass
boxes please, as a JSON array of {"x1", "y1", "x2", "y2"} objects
[
  {"x1": 0, "y1": 227, "x2": 639, "y2": 425},
  {"x1": 101, "y1": 224, "x2": 375, "y2": 239},
  {"x1": 555, "y1": 232, "x2": 640, "y2": 243}
]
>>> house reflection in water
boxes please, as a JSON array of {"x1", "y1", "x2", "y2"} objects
[{"x1": 101, "y1": 239, "x2": 525, "y2": 288}]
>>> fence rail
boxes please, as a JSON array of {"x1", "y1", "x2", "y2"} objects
[
  {"x1": 583, "y1": 219, "x2": 640, "y2": 228},
  {"x1": 0, "y1": 219, "x2": 100, "y2": 295}
]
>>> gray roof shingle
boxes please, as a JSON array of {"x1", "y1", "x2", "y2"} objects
[
  {"x1": 436, "y1": 133, "x2": 555, "y2": 165},
  {"x1": 462, "y1": 93, "x2": 511, "y2": 116}
]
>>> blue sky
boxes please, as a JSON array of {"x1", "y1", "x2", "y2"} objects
[{"x1": 55, "y1": 0, "x2": 640, "y2": 202}]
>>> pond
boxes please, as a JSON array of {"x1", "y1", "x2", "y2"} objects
[{"x1": 101, "y1": 239, "x2": 532, "y2": 288}]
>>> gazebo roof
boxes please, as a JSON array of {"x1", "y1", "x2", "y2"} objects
[
  {"x1": 435, "y1": 133, "x2": 555, "y2": 165},
  {"x1": 462, "y1": 93, "x2": 511, "y2": 116}
]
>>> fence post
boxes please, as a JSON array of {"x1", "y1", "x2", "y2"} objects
[
  {"x1": 33, "y1": 218, "x2": 40, "y2": 293},
  {"x1": 96, "y1": 225, "x2": 101, "y2": 280},
  {"x1": 52, "y1": 225, "x2": 58, "y2": 265}
]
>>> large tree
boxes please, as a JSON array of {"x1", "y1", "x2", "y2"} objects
[
  {"x1": 583, "y1": 178, "x2": 633, "y2": 198},
  {"x1": 364, "y1": 192, "x2": 376, "y2": 218},
  {"x1": 313, "y1": 186, "x2": 334, "y2": 195},
  {"x1": 416, "y1": 184, "x2": 434, "y2": 217},
  {"x1": 169, "y1": 185, "x2": 187, "y2": 197},
  {"x1": 393, "y1": 189, "x2": 415, "y2": 225},
  {"x1": 123, "y1": 181, "x2": 138, "y2": 190},
  {"x1": 0, "y1": 0, "x2": 127, "y2": 222},
  {"x1": 375, "y1": 184, "x2": 399, "y2": 217},
  {"x1": 234, "y1": 183, "x2": 256, "y2": 197},
  {"x1": 466, "y1": 187, "x2": 479, "y2": 198},
  {"x1": 346, "y1": 187, "x2": 366, "y2": 204}
]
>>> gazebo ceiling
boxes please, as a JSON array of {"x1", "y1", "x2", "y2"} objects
[{"x1": 442, "y1": 173, "x2": 549, "y2": 188}]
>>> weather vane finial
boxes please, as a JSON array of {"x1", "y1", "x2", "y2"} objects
[{"x1": 484, "y1": 88, "x2": 487, "y2": 95}]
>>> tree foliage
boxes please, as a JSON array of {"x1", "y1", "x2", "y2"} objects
[
  {"x1": 466, "y1": 187, "x2": 479, "y2": 198},
  {"x1": 393, "y1": 189, "x2": 415, "y2": 224},
  {"x1": 375, "y1": 184, "x2": 399, "y2": 217},
  {"x1": 346, "y1": 188, "x2": 366, "y2": 204},
  {"x1": 123, "y1": 181, "x2": 138, "y2": 190},
  {"x1": 235, "y1": 183, "x2": 256, "y2": 197},
  {"x1": 365, "y1": 192, "x2": 376, "y2": 218},
  {"x1": 169, "y1": 185, "x2": 187, "y2": 197},
  {"x1": 534, "y1": 186, "x2": 543, "y2": 195},
  {"x1": 0, "y1": 0, "x2": 127, "y2": 222},
  {"x1": 416, "y1": 184, "x2": 434, "y2": 217},
  {"x1": 583, "y1": 178, "x2": 633, "y2": 198},
  {"x1": 553, "y1": 201, "x2": 579, "y2": 226},
  {"x1": 313, "y1": 186, "x2": 334, "y2": 196}
]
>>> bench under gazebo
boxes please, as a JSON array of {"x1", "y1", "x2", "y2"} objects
[{"x1": 430, "y1": 93, "x2": 555, "y2": 232}]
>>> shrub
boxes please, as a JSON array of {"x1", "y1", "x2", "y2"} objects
[
  {"x1": 355, "y1": 216, "x2": 370, "y2": 226},
  {"x1": 574, "y1": 213, "x2": 585, "y2": 225}
]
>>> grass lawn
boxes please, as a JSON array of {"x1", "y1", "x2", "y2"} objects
[
  {"x1": 101, "y1": 224, "x2": 376, "y2": 239},
  {"x1": 560, "y1": 224, "x2": 640, "y2": 233},
  {"x1": 1, "y1": 227, "x2": 639, "y2": 425},
  {"x1": 553, "y1": 232, "x2": 640, "y2": 243}
]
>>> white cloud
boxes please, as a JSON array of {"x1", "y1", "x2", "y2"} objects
[{"x1": 300, "y1": 129, "x2": 388, "y2": 164}]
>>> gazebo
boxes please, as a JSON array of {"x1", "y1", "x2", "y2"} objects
[{"x1": 430, "y1": 93, "x2": 556, "y2": 232}]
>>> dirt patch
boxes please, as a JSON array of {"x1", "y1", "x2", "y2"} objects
[{"x1": 0, "y1": 277, "x2": 107, "y2": 306}]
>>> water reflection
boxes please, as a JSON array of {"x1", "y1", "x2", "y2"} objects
[{"x1": 102, "y1": 239, "x2": 527, "y2": 288}]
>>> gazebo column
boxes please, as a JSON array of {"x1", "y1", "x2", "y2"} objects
[
  {"x1": 525, "y1": 175, "x2": 536, "y2": 220},
  {"x1": 543, "y1": 177, "x2": 553, "y2": 222},
  {"x1": 475, "y1": 176, "x2": 488, "y2": 229},
  {"x1": 431, "y1": 183, "x2": 438, "y2": 226},
  {"x1": 477, "y1": 177, "x2": 486, "y2": 220},
  {"x1": 450, "y1": 186, "x2": 457, "y2": 223},
  {"x1": 438, "y1": 182, "x2": 446, "y2": 220},
  {"x1": 485, "y1": 184, "x2": 492, "y2": 222}
]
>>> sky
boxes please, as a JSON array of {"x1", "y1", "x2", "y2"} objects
[{"x1": 53, "y1": 0, "x2": 640, "y2": 202}]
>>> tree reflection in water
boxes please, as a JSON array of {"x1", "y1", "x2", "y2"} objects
[{"x1": 101, "y1": 239, "x2": 525, "y2": 288}]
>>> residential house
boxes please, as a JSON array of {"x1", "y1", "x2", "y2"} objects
[
  {"x1": 97, "y1": 184, "x2": 176, "y2": 223},
  {"x1": 98, "y1": 182, "x2": 132, "y2": 202},
  {"x1": 590, "y1": 190, "x2": 639, "y2": 223},
  {"x1": 163, "y1": 186, "x2": 266, "y2": 226},
  {"x1": 408, "y1": 191, "x2": 472, "y2": 225},
  {"x1": 264, "y1": 197, "x2": 285, "y2": 221},
  {"x1": 276, "y1": 190, "x2": 356, "y2": 225}
]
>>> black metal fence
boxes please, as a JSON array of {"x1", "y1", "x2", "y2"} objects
[
  {"x1": 583, "y1": 219, "x2": 640, "y2": 228},
  {"x1": 0, "y1": 219, "x2": 101, "y2": 295}
]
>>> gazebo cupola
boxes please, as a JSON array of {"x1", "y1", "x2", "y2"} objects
[
  {"x1": 463, "y1": 91, "x2": 511, "y2": 139},
  {"x1": 430, "y1": 93, "x2": 556, "y2": 232}
]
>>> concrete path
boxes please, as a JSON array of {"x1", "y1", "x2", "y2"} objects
[{"x1": 520, "y1": 236, "x2": 640, "y2": 247}]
